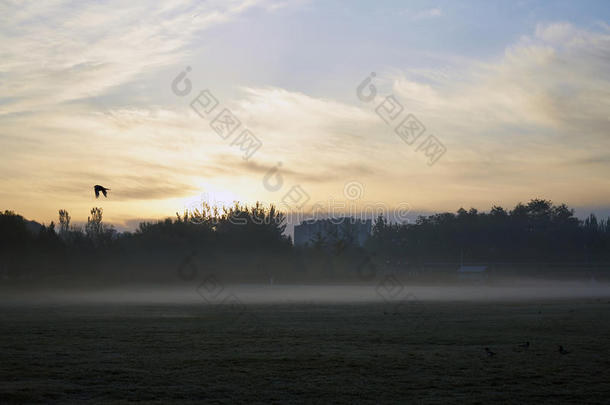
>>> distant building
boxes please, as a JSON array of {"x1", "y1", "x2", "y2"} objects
[
  {"x1": 293, "y1": 218, "x2": 372, "y2": 247},
  {"x1": 457, "y1": 265, "x2": 489, "y2": 281}
]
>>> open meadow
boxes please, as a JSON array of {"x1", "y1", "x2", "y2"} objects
[{"x1": 2, "y1": 290, "x2": 610, "y2": 404}]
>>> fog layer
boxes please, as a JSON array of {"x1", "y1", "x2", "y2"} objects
[{"x1": 3, "y1": 280, "x2": 610, "y2": 305}]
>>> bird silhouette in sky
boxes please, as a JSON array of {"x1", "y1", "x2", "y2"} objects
[{"x1": 94, "y1": 185, "x2": 110, "y2": 198}]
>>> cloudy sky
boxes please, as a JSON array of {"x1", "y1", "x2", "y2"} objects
[{"x1": 1, "y1": 0, "x2": 610, "y2": 228}]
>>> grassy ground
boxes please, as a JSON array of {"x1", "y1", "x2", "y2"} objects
[{"x1": 1, "y1": 298, "x2": 609, "y2": 404}]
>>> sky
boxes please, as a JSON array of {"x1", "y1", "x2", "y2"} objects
[{"x1": 1, "y1": 0, "x2": 610, "y2": 229}]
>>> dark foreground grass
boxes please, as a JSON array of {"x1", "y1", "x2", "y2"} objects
[{"x1": 1, "y1": 298, "x2": 610, "y2": 404}]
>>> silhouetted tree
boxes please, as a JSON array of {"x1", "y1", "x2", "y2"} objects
[{"x1": 58, "y1": 209, "x2": 71, "y2": 236}]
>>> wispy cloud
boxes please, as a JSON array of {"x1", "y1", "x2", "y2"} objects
[
  {"x1": 385, "y1": 22, "x2": 610, "y2": 207},
  {"x1": 402, "y1": 7, "x2": 442, "y2": 21},
  {"x1": 0, "y1": 0, "x2": 284, "y2": 115}
]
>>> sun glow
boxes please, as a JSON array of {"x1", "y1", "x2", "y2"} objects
[{"x1": 182, "y1": 182, "x2": 243, "y2": 214}]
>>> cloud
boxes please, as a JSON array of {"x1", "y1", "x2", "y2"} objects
[
  {"x1": 385, "y1": 22, "x2": 610, "y2": 207},
  {"x1": 535, "y1": 22, "x2": 576, "y2": 42},
  {"x1": 0, "y1": 0, "x2": 286, "y2": 115},
  {"x1": 392, "y1": 22, "x2": 610, "y2": 142},
  {"x1": 403, "y1": 7, "x2": 442, "y2": 21},
  {"x1": 212, "y1": 155, "x2": 385, "y2": 184},
  {"x1": 40, "y1": 172, "x2": 200, "y2": 202}
]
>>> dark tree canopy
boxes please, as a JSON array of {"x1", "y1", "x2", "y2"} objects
[{"x1": 0, "y1": 199, "x2": 608, "y2": 284}]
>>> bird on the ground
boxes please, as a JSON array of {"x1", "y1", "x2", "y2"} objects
[
  {"x1": 558, "y1": 345, "x2": 570, "y2": 355},
  {"x1": 485, "y1": 347, "x2": 496, "y2": 357},
  {"x1": 94, "y1": 185, "x2": 110, "y2": 198},
  {"x1": 519, "y1": 341, "x2": 530, "y2": 349}
]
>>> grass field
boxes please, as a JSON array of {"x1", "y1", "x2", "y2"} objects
[{"x1": 2, "y1": 295, "x2": 610, "y2": 404}]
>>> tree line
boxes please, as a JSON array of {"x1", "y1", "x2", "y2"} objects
[
  {"x1": 368, "y1": 199, "x2": 610, "y2": 265},
  {"x1": 0, "y1": 198, "x2": 608, "y2": 284}
]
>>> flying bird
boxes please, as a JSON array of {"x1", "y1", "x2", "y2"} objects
[
  {"x1": 485, "y1": 347, "x2": 496, "y2": 357},
  {"x1": 518, "y1": 341, "x2": 530, "y2": 349},
  {"x1": 558, "y1": 345, "x2": 570, "y2": 355},
  {"x1": 94, "y1": 185, "x2": 110, "y2": 198}
]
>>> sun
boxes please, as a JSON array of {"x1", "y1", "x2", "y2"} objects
[{"x1": 182, "y1": 182, "x2": 243, "y2": 213}]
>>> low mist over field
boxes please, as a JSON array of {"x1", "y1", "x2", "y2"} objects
[{"x1": 3, "y1": 280, "x2": 610, "y2": 305}]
